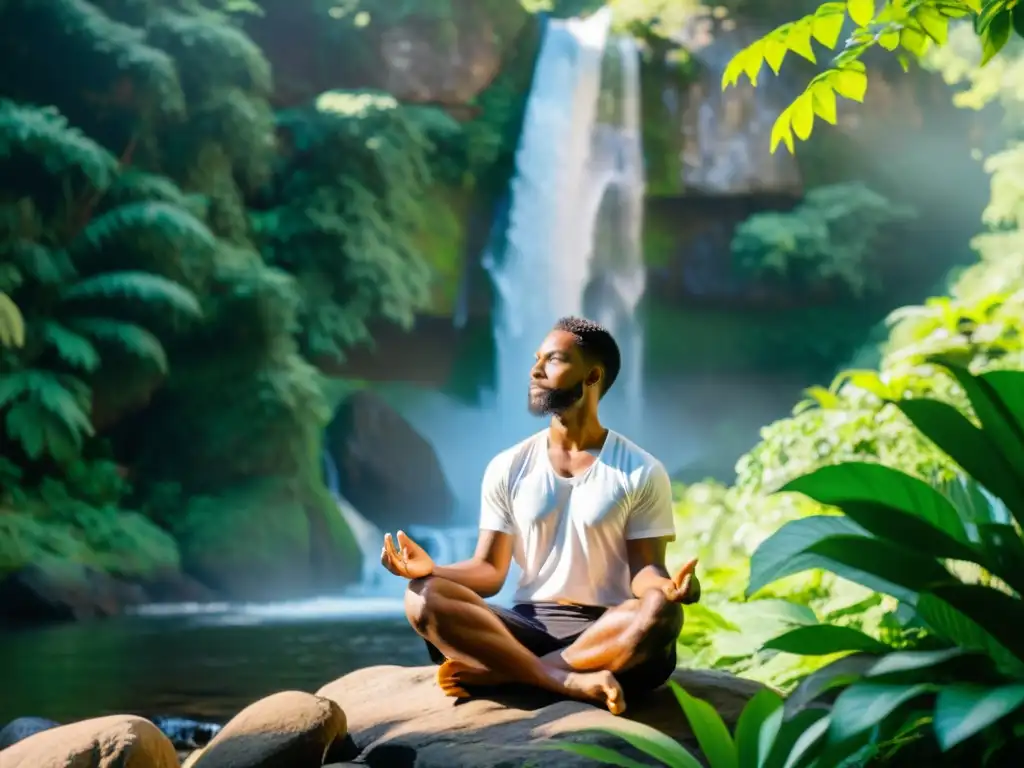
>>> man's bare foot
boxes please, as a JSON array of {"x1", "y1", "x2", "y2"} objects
[
  {"x1": 437, "y1": 660, "x2": 511, "y2": 697},
  {"x1": 560, "y1": 670, "x2": 626, "y2": 715}
]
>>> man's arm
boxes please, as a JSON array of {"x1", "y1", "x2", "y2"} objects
[
  {"x1": 627, "y1": 536, "x2": 675, "y2": 598},
  {"x1": 432, "y1": 529, "x2": 514, "y2": 598}
]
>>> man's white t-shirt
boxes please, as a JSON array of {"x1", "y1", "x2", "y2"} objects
[{"x1": 479, "y1": 429, "x2": 675, "y2": 607}]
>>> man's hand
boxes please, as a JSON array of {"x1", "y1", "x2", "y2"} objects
[
  {"x1": 662, "y1": 557, "x2": 701, "y2": 604},
  {"x1": 380, "y1": 530, "x2": 435, "y2": 580}
]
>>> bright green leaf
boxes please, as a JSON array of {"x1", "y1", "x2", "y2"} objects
[
  {"x1": 833, "y1": 67, "x2": 868, "y2": 101},
  {"x1": 847, "y1": 0, "x2": 875, "y2": 27},
  {"x1": 900, "y1": 26, "x2": 930, "y2": 56},
  {"x1": 917, "y1": 7, "x2": 950, "y2": 44},
  {"x1": 770, "y1": 109, "x2": 795, "y2": 154},
  {"x1": 878, "y1": 28, "x2": 901, "y2": 50},
  {"x1": 786, "y1": 22, "x2": 817, "y2": 63},
  {"x1": 762, "y1": 625, "x2": 891, "y2": 656},
  {"x1": 670, "y1": 682, "x2": 739, "y2": 768},
  {"x1": 764, "y1": 38, "x2": 788, "y2": 74},
  {"x1": 813, "y1": 4, "x2": 848, "y2": 47},
  {"x1": 780, "y1": 462, "x2": 970, "y2": 546},
  {"x1": 811, "y1": 81, "x2": 838, "y2": 124},
  {"x1": 934, "y1": 684, "x2": 1024, "y2": 750},
  {"x1": 574, "y1": 725, "x2": 704, "y2": 768},
  {"x1": 543, "y1": 741, "x2": 656, "y2": 768},
  {"x1": 790, "y1": 92, "x2": 815, "y2": 140}
]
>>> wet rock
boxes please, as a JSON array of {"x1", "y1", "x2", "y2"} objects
[
  {"x1": 189, "y1": 690, "x2": 347, "y2": 768},
  {"x1": 0, "y1": 716, "x2": 59, "y2": 749},
  {"x1": 0, "y1": 714, "x2": 178, "y2": 767},
  {"x1": 326, "y1": 391, "x2": 457, "y2": 530},
  {"x1": 0, "y1": 563, "x2": 146, "y2": 626},
  {"x1": 317, "y1": 664, "x2": 765, "y2": 767}
]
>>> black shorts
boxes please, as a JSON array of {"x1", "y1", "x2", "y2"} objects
[{"x1": 424, "y1": 601, "x2": 677, "y2": 695}]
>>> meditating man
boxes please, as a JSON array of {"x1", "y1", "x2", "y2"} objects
[{"x1": 380, "y1": 316, "x2": 700, "y2": 715}]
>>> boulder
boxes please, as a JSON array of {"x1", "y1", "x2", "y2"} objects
[
  {"x1": 189, "y1": 690, "x2": 347, "y2": 768},
  {"x1": 0, "y1": 562, "x2": 146, "y2": 626},
  {"x1": 326, "y1": 391, "x2": 457, "y2": 530},
  {"x1": 0, "y1": 716, "x2": 59, "y2": 749},
  {"x1": 316, "y1": 664, "x2": 765, "y2": 767},
  {"x1": 0, "y1": 715, "x2": 178, "y2": 768}
]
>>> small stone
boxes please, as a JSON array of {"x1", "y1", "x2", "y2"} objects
[
  {"x1": 0, "y1": 714, "x2": 178, "y2": 767},
  {"x1": 0, "y1": 716, "x2": 60, "y2": 749},
  {"x1": 190, "y1": 690, "x2": 347, "y2": 768}
]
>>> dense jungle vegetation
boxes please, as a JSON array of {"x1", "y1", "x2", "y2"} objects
[{"x1": 4, "y1": 0, "x2": 1024, "y2": 764}]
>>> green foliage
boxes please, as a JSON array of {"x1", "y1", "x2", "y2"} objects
[
  {"x1": 251, "y1": 90, "x2": 435, "y2": 361},
  {"x1": 718, "y1": 1, "x2": 1023, "y2": 152},
  {"x1": 741, "y1": 363, "x2": 1024, "y2": 764},
  {"x1": 732, "y1": 182, "x2": 915, "y2": 297}
]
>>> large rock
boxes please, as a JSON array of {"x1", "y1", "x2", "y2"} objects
[
  {"x1": 0, "y1": 562, "x2": 146, "y2": 626},
  {"x1": 326, "y1": 391, "x2": 457, "y2": 530},
  {"x1": 0, "y1": 715, "x2": 178, "y2": 768},
  {"x1": 316, "y1": 664, "x2": 764, "y2": 767},
  {"x1": 189, "y1": 690, "x2": 347, "y2": 768}
]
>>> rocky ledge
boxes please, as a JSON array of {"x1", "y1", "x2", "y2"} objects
[{"x1": 0, "y1": 664, "x2": 764, "y2": 767}]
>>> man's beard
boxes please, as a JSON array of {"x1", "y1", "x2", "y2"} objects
[{"x1": 528, "y1": 380, "x2": 585, "y2": 416}]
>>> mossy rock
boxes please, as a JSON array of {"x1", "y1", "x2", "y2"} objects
[
  {"x1": 174, "y1": 477, "x2": 360, "y2": 600},
  {"x1": 0, "y1": 507, "x2": 180, "y2": 583}
]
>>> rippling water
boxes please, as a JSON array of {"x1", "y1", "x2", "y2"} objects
[{"x1": 0, "y1": 597, "x2": 427, "y2": 725}]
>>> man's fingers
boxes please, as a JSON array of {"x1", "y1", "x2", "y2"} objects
[
  {"x1": 678, "y1": 574, "x2": 692, "y2": 596},
  {"x1": 384, "y1": 533, "x2": 402, "y2": 560},
  {"x1": 673, "y1": 557, "x2": 699, "y2": 588},
  {"x1": 397, "y1": 529, "x2": 416, "y2": 556}
]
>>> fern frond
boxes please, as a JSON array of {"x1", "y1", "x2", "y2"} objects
[
  {"x1": 61, "y1": 271, "x2": 202, "y2": 318},
  {"x1": 41, "y1": 321, "x2": 101, "y2": 372},
  {"x1": 5, "y1": 400, "x2": 85, "y2": 463},
  {"x1": 97, "y1": 169, "x2": 192, "y2": 213},
  {"x1": 70, "y1": 318, "x2": 168, "y2": 372},
  {"x1": 0, "y1": 292, "x2": 25, "y2": 349},
  {"x1": 146, "y1": 9, "x2": 272, "y2": 98},
  {"x1": 3, "y1": 242, "x2": 73, "y2": 286},
  {"x1": 0, "y1": 369, "x2": 94, "y2": 455},
  {"x1": 71, "y1": 201, "x2": 217, "y2": 284}
]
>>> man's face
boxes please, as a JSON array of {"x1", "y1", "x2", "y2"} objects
[{"x1": 527, "y1": 330, "x2": 596, "y2": 416}]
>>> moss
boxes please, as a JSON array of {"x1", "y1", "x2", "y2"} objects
[
  {"x1": 0, "y1": 506, "x2": 179, "y2": 581},
  {"x1": 173, "y1": 476, "x2": 360, "y2": 599},
  {"x1": 415, "y1": 187, "x2": 473, "y2": 315}
]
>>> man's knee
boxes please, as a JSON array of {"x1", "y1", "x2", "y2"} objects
[
  {"x1": 404, "y1": 575, "x2": 454, "y2": 635},
  {"x1": 633, "y1": 589, "x2": 683, "y2": 648}
]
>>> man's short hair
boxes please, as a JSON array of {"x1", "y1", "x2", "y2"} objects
[{"x1": 553, "y1": 316, "x2": 621, "y2": 396}]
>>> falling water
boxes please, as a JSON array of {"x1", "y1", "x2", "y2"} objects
[{"x1": 484, "y1": 9, "x2": 649, "y2": 434}]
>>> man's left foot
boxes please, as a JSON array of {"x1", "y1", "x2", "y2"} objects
[{"x1": 437, "y1": 660, "x2": 509, "y2": 697}]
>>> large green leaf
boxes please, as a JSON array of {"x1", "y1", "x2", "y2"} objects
[
  {"x1": 805, "y1": 535, "x2": 954, "y2": 599},
  {"x1": 896, "y1": 397, "x2": 1024, "y2": 527},
  {"x1": 933, "y1": 684, "x2": 1024, "y2": 750},
  {"x1": 734, "y1": 689, "x2": 784, "y2": 768},
  {"x1": 543, "y1": 741, "x2": 659, "y2": 768},
  {"x1": 780, "y1": 462, "x2": 969, "y2": 545},
  {"x1": 827, "y1": 500, "x2": 978, "y2": 562},
  {"x1": 975, "y1": 523, "x2": 1024, "y2": 595},
  {"x1": 568, "y1": 724, "x2": 704, "y2": 768},
  {"x1": 864, "y1": 647, "x2": 969, "y2": 679},
  {"x1": 785, "y1": 655, "x2": 878, "y2": 716},
  {"x1": 762, "y1": 709, "x2": 830, "y2": 768},
  {"x1": 762, "y1": 625, "x2": 890, "y2": 656},
  {"x1": 939, "y1": 363, "x2": 1024, "y2": 478},
  {"x1": 747, "y1": 516, "x2": 872, "y2": 598},
  {"x1": 924, "y1": 584, "x2": 1024, "y2": 663},
  {"x1": 670, "y1": 681, "x2": 739, "y2": 768},
  {"x1": 917, "y1": 593, "x2": 1024, "y2": 676},
  {"x1": 828, "y1": 682, "x2": 934, "y2": 743},
  {"x1": 779, "y1": 713, "x2": 830, "y2": 768}
]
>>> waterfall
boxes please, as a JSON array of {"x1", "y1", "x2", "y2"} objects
[{"x1": 484, "y1": 9, "x2": 649, "y2": 434}]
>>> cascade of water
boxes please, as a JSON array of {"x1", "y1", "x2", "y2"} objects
[{"x1": 484, "y1": 9, "x2": 649, "y2": 435}]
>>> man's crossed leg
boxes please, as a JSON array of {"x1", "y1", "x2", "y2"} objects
[{"x1": 405, "y1": 575, "x2": 684, "y2": 714}]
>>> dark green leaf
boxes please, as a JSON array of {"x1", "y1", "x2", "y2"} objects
[
  {"x1": 786, "y1": 654, "x2": 878, "y2": 716},
  {"x1": 780, "y1": 713, "x2": 831, "y2": 768},
  {"x1": 762, "y1": 625, "x2": 890, "y2": 656},
  {"x1": 925, "y1": 584, "x2": 1024, "y2": 663},
  {"x1": 747, "y1": 516, "x2": 873, "y2": 598},
  {"x1": 762, "y1": 708, "x2": 829, "y2": 768},
  {"x1": 897, "y1": 397, "x2": 1024, "y2": 529},
  {"x1": 806, "y1": 535, "x2": 954, "y2": 598},
  {"x1": 543, "y1": 741, "x2": 658, "y2": 768},
  {"x1": 975, "y1": 523, "x2": 1024, "y2": 595},
  {"x1": 834, "y1": 500, "x2": 978, "y2": 562},
  {"x1": 781, "y1": 462, "x2": 970, "y2": 547},
  {"x1": 917, "y1": 593, "x2": 1024, "y2": 676},
  {"x1": 981, "y1": 12, "x2": 1013, "y2": 67},
  {"x1": 865, "y1": 647, "x2": 968, "y2": 678},
  {"x1": 735, "y1": 689, "x2": 784, "y2": 768},
  {"x1": 828, "y1": 682, "x2": 933, "y2": 742},
  {"x1": 670, "y1": 681, "x2": 739, "y2": 768},
  {"x1": 934, "y1": 684, "x2": 1024, "y2": 750}
]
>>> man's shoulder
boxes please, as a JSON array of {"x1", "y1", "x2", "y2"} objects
[
  {"x1": 483, "y1": 431, "x2": 545, "y2": 485},
  {"x1": 605, "y1": 430, "x2": 665, "y2": 476}
]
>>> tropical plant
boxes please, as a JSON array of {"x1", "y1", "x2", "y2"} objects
[
  {"x1": 721, "y1": 1, "x2": 1021, "y2": 152},
  {"x1": 554, "y1": 362, "x2": 1024, "y2": 766}
]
